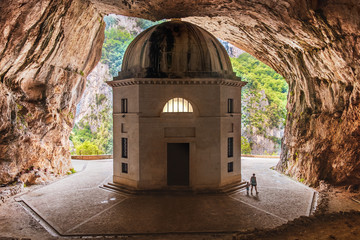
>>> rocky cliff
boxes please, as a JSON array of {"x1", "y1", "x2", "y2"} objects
[
  {"x1": 219, "y1": 40, "x2": 245, "y2": 58},
  {"x1": 0, "y1": 0, "x2": 104, "y2": 184},
  {"x1": 75, "y1": 63, "x2": 112, "y2": 132},
  {"x1": 242, "y1": 90, "x2": 284, "y2": 155},
  {"x1": 1, "y1": 0, "x2": 359, "y2": 187},
  {"x1": 184, "y1": 1, "x2": 360, "y2": 187}
]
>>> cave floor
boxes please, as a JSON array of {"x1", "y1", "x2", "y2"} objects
[{"x1": 1, "y1": 157, "x2": 359, "y2": 239}]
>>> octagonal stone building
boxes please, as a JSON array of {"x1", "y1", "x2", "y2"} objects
[{"x1": 107, "y1": 20, "x2": 246, "y2": 191}]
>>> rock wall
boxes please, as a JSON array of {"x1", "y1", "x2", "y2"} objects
[
  {"x1": 105, "y1": 14, "x2": 144, "y2": 35},
  {"x1": 242, "y1": 90, "x2": 284, "y2": 155},
  {"x1": 1, "y1": 0, "x2": 359, "y2": 187},
  {"x1": 219, "y1": 40, "x2": 245, "y2": 58},
  {"x1": 75, "y1": 63, "x2": 112, "y2": 132},
  {"x1": 185, "y1": 1, "x2": 360, "y2": 187},
  {"x1": 0, "y1": 0, "x2": 104, "y2": 184}
]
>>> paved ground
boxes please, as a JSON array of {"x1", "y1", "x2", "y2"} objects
[{"x1": 7, "y1": 157, "x2": 316, "y2": 238}]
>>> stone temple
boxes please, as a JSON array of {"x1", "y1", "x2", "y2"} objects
[{"x1": 107, "y1": 20, "x2": 247, "y2": 191}]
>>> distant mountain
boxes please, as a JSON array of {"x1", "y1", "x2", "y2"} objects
[{"x1": 218, "y1": 39, "x2": 245, "y2": 58}]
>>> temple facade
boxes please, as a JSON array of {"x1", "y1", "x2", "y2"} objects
[{"x1": 107, "y1": 20, "x2": 246, "y2": 191}]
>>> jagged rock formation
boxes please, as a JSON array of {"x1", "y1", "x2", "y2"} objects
[
  {"x1": 75, "y1": 63, "x2": 112, "y2": 132},
  {"x1": 74, "y1": 15, "x2": 146, "y2": 131},
  {"x1": 1, "y1": 0, "x2": 359, "y2": 187},
  {"x1": 105, "y1": 14, "x2": 144, "y2": 35},
  {"x1": 219, "y1": 40, "x2": 245, "y2": 58},
  {"x1": 185, "y1": 1, "x2": 360, "y2": 186},
  {"x1": 0, "y1": 0, "x2": 104, "y2": 184}
]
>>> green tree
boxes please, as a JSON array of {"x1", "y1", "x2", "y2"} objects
[
  {"x1": 76, "y1": 141, "x2": 103, "y2": 155},
  {"x1": 241, "y1": 136, "x2": 251, "y2": 154},
  {"x1": 101, "y1": 16, "x2": 164, "y2": 77},
  {"x1": 231, "y1": 53, "x2": 288, "y2": 147},
  {"x1": 101, "y1": 28, "x2": 134, "y2": 76},
  {"x1": 70, "y1": 123, "x2": 92, "y2": 145},
  {"x1": 71, "y1": 17, "x2": 165, "y2": 155}
]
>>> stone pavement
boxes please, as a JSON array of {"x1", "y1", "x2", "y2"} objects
[{"x1": 17, "y1": 157, "x2": 315, "y2": 237}]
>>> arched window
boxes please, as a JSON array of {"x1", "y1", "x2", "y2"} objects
[{"x1": 162, "y1": 98, "x2": 194, "y2": 113}]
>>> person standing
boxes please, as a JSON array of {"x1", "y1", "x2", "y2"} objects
[
  {"x1": 246, "y1": 182, "x2": 250, "y2": 195},
  {"x1": 250, "y1": 173, "x2": 258, "y2": 194}
]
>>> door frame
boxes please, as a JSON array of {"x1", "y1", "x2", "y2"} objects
[
  {"x1": 164, "y1": 140, "x2": 194, "y2": 188},
  {"x1": 166, "y1": 142, "x2": 190, "y2": 186}
]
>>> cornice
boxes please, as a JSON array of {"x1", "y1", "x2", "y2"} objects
[{"x1": 107, "y1": 78, "x2": 247, "y2": 88}]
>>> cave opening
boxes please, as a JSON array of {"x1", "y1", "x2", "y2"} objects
[
  {"x1": 0, "y1": 0, "x2": 359, "y2": 198},
  {"x1": 1, "y1": 1, "x2": 360, "y2": 238},
  {"x1": 68, "y1": 14, "x2": 289, "y2": 195},
  {"x1": 70, "y1": 14, "x2": 288, "y2": 163}
]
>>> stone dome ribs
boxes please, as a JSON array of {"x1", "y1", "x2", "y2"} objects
[{"x1": 116, "y1": 20, "x2": 236, "y2": 80}]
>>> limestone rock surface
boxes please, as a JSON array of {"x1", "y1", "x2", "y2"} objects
[
  {"x1": 0, "y1": 0, "x2": 104, "y2": 184},
  {"x1": 184, "y1": 1, "x2": 360, "y2": 186},
  {"x1": 1, "y1": 0, "x2": 360, "y2": 187},
  {"x1": 74, "y1": 63, "x2": 112, "y2": 133},
  {"x1": 242, "y1": 90, "x2": 284, "y2": 155}
]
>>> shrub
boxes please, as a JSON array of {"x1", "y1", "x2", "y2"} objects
[
  {"x1": 75, "y1": 141, "x2": 103, "y2": 155},
  {"x1": 241, "y1": 136, "x2": 251, "y2": 154}
]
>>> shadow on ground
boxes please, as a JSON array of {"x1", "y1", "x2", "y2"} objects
[{"x1": 15, "y1": 158, "x2": 316, "y2": 237}]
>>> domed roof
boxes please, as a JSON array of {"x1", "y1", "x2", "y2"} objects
[{"x1": 116, "y1": 20, "x2": 237, "y2": 80}]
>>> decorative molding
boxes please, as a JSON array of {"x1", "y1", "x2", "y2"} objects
[{"x1": 107, "y1": 78, "x2": 247, "y2": 88}]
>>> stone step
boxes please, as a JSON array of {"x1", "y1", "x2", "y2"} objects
[
  {"x1": 102, "y1": 182, "x2": 138, "y2": 196},
  {"x1": 102, "y1": 181, "x2": 248, "y2": 195},
  {"x1": 103, "y1": 182, "x2": 197, "y2": 195},
  {"x1": 220, "y1": 181, "x2": 247, "y2": 194}
]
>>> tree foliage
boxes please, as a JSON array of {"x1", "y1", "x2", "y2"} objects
[
  {"x1": 71, "y1": 17, "x2": 164, "y2": 155},
  {"x1": 241, "y1": 136, "x2": 251, "y2": 154},
  {"x1": 70, "y1": 105, "x2": 113, "y2": 155},
  {"x1": 231, "y1": 53, "x2": 288, "y2": 151},
  {"x1": 101, "y1": 28, "x2": 134, "y2": 76},
  {"x1": 71, "y1": 17, "x2": 288, "y2": 156},
  {"x1": 135, "y1": 18, "x2": 164, "y2": 30},
  {"x1": 101, "y1": 16, "x2": 164, "y2": 77},
  {"x1": 75, "y1": 141, "x2": 103, "y2": 155}
]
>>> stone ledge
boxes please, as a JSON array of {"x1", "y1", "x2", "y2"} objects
[
  {"x1": 70, "y1": 155, "x2": 279, "y2": 160},
  {"x1": 71, "y1": 155, "x2": 113, "y2": 160},
  {"x1": 241, "y1": 154, "x2": 280, "y2": 158},
  {"x1": 107, "y1": 77, "x2": 247, "y2": 87}
]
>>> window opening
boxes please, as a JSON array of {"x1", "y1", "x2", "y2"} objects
[
  {"x1": 121, "y1": 163, "x2": 128, "y2": 173},
  {"x1": 122, "y1": 138, "x2": 128, "y2": 158},
  {"x1": 228, "y1": 137, "x2": 233, "y2": 157},
  {"x1": 163, "y1": 98, "x2": 193, "y2": 112},
  {"x1": 228, "y1": 98, "x2": 234, "y2": 113},
  {"x1": 121, "y1": 123, "x2": 127, "y2": 133},
  {"x1": 121, "y1": 98, "x2": 128, "y2": 113},
  {"x1": 228, "y1": 162, "x2": 234, "y2": 172}
]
